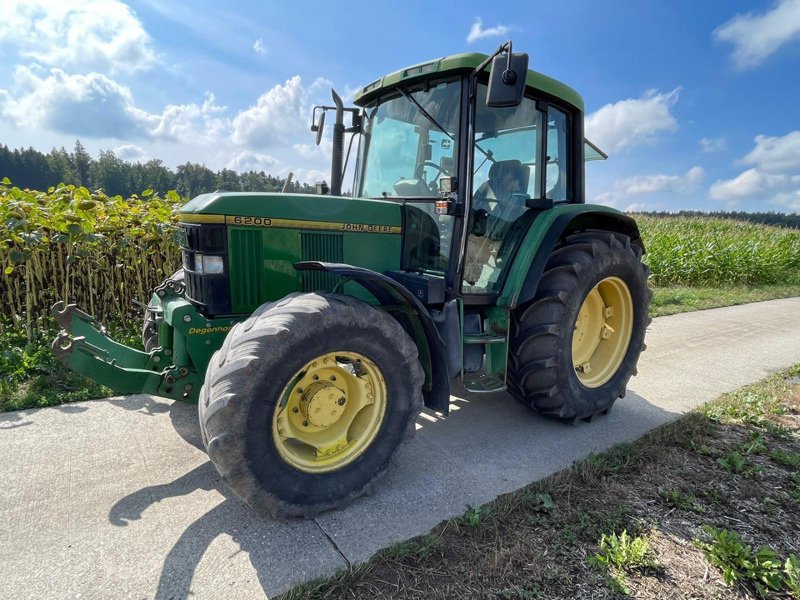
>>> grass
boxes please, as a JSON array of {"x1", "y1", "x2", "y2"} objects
[
  {"x1": 650, "y1": 284, "x2": 800, "y2": 317},
  {"x1": 0, "y1": 320, "x2": 139, "y2": 411},
  {"x1": 280, "y1": 365, "x2": 800, "y2": 599}
]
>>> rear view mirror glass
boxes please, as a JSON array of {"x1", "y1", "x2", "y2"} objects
[{"x1": 487, "y1": 53, "x2": 529, "y2": 108}]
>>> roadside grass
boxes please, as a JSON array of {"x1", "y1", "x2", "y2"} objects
[
  {"x1": 281, "y1": 366, "x2": 800, "y2": 599},
  {"x1": 0, "y1": 320, "x2": 139, "y2": 412},
  {"x1": 650, "y1": 285, "x2": 800, "y2": 317}
]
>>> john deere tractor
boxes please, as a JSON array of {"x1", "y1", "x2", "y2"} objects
[{"x1": 53, "y1": 42, "x2": 650, "y2": 517}]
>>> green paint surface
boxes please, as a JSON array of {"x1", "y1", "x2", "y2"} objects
[
  {"x1": 353, "y1": 52, "x2": 583, "y2": 111},
  {"x1": 498, "y1": 204, "x2": 624, "y2": 307}
]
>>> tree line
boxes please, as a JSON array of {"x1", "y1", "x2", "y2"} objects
[{"x1": 0, "y1": 141, "x2": 318, "y2": 198}]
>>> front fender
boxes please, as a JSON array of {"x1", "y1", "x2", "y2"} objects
[
  {"x1": 294, "y1": 261, "x2": 451, "y2": 414},
  {"x1": 499, "y1": 204, "x2": 644, "y2": 308}
]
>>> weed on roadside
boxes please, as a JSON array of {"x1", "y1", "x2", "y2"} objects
[
  {"x1": 454, "y1": 505, "x2": 493, "y2": 530},
  {"x1": 716, "y1": 450, "x2": 762, "y2": 476},
  {"x1": 770, "y1": 448, "x2": 800, "y2": 468},
  {"x1": 588, "y1": 530, "x2": 658, "y2": 594},
  {"x1": 381, "y1": 533, "x2": 440, "y2": 561},
  {"x1": 695, "y1": 525, "x2": 797, "y2": 597},
  {"x1": 659, "y1": 488, "x2": 706, "y2": 513}
]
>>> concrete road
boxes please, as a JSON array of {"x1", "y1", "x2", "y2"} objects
[{"x1": 2, "y1": 298, "x2": 799, "y2": 599}]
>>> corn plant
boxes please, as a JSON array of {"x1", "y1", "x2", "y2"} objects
[{"x1": 636, "y1": 215, "x2": 800, "y2": 287}]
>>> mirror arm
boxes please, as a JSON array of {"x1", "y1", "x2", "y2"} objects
[{"x1": 470, "y1": 40, "x2": 512, "y2": 99}]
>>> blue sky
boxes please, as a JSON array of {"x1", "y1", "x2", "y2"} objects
[{"x1": 1, "y1": 0, "x2": 799, "y2": 213}]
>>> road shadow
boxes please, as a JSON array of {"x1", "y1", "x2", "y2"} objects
[
  {"x1": 107, "y1": 393, "x2": 171, "y2": 416},
  {"x1": 107, "y1": 386, "x2": 682, "y2": 598},
  {"x1": 0, "y1": 410, "x2": 34, "y2": 429}
]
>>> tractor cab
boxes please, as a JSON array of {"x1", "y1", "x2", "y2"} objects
[{"x1": 328, "y1": 47, "x2": 589, "y2": 304}]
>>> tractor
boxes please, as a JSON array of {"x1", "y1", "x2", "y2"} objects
[{"x1": 52, "y1": 42, "x2": 650, "y2": 517}]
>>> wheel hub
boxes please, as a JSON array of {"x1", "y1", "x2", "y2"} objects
[
  {"x1": 272, "y1": 351, "x2": 387, "y2": 473},
  {"x1": 571, "y1": 276, "x2": 634, "y2": 388},
  {"x1": 301, "y1": 381, "x2": 347, "y2": 427}
]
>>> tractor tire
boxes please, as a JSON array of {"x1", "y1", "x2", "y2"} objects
[
  {"x1": 507, "y1": 231, "x2": 651, "y2": 421},
  {"x1": 141, "y1": 269, "x2": 184, "y2": 352},
  {"x1": 198, "y1": 292, "x2": 424, "y2": 518}
]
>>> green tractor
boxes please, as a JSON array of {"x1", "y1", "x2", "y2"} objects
[{"x1": 52, "y1": 42, "x2": 650, "y2": 517}]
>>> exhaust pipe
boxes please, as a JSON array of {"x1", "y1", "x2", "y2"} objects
[
  {"x1": 281, "y1": 172, "x2": 293, "y2": 193},
  {"x1": 330, "y1": 90, "x2": 345, "y2": 197}
]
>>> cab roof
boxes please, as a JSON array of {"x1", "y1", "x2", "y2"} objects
[{"x1": 352, "y1": 52, "x2": 584, "y2": 112}]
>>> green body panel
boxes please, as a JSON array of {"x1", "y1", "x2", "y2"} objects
[
  {"x1": 180, "y1": 192, "x2": 404, "y2": 313},
  {"x1": 181, "y1": 191, "x2": 403, "y2": 224},
  {"x1": 498, "y1": 203, "x2": 626, "y2": 307},
  {"x1": 226, "y1": 227, "x2": 401, "y2": 313},
  {"x1": 353, "y1": 52, "x2": 584, "y2": 111}
]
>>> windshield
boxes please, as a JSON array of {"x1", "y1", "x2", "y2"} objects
[{"x1": 357, "y1": 79, "x2": 461, "y2": 198}]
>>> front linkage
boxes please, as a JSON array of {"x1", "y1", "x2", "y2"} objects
[{"x1": 51, "y1": 274, "x2": 232, "y2": 403}]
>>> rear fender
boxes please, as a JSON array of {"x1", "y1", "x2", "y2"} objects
[
  {"x1": 501, "y1": 205, "x2": 644, "y2": 308},
  {"x1": 294, "y1": 261, "x2": 451, "y2": 414}
]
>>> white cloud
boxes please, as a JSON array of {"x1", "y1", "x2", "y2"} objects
[
  {"x1": 253, "y1": 38, "x2": 267, "y2": 56},
  {"x1": 150, "y1": 94, "x2": 230, "y2": 143},
  {"x1": 709, "y1": 168, "x2": 797, "y2": 200},
  {"x1": 114, "y1": 143, "x2": 146, "y2": 161},
  {"x1": 714, "y1": 0, "x2": 800, "y2": 69},
  {"x1": 709, "y1": 130, "x2": 800, "y2": 211},
  {"x1": 466, "y1": 18, "x2": 511, "y2": 44},
  {"x1": 740, "y1": 131, "x2": 800, "y2": 173},
  {"x1": 226, "y1": 150, "x2": 279, "y2": 173},
  {"x1": 585, "y1": 88, "x2": 680, "y2": 154},
  {"x1": 594, "y1": 167, "x2": 704, "y2": 208},
  {"x1": 0, "y1": 66, "x2": 155, "y2": 138},
  {"x1": 0, "y1": 0, "x2": 156, "y2": 75},
  {"x1": 0, "y1": 64, "x2": 335, "y2": 184},
  {"x1": 232, "y1": 75, "x2": 310, "y2": 147},
  {"x1": 699, "y1": 136, "x2": 727, "y2": 153}
]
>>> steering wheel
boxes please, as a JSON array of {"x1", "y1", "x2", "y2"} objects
[{"x1": 415, "y1": 161, "x2": 451, "y2": 182}]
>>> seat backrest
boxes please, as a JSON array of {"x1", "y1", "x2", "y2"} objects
[{"x1": 488, "y1": 160, "x2": 529, "y2": 200}]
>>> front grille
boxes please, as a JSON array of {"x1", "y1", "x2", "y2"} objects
[
  {"x1": 301, "y1": 232, "x2": 343, "y2": 292},
  {"x1": 179, "y1": 223, "x2": 231, "y2": 315}
]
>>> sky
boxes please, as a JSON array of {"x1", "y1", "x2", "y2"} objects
[{"x1": 0, "y1": 0, "x2": 799, "y2": 213}]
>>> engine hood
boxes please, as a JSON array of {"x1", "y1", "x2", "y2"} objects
[{"x1": 177, "y1": 192, "x2": 403, "y2": 232}]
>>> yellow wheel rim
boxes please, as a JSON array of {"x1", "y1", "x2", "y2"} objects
[
  {"x1": 571, "y1": 276, "x2": 634, "y2": 388},
  {"x1": 272, "y1": 351, "x2": 387, "y2": 473}
]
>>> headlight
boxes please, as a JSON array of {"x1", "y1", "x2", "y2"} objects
[{"x1": 193, "y1": 254, "x2": 224, "y2": 274}]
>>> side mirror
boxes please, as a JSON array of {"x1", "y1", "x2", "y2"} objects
[
  {"x1": 487, "y1": 53, "x2": 529, "y2": 108},
  {"x1": 311, "y1": 111, "x2": 326, "y2": 145}
]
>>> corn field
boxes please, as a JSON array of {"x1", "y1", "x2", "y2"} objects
[
  {"x1": 636, "y1": 215, "x2": 800, "y2": 287},
  {"x1": 0, "y1": 180, "x2": 181, "y2": 340},
  {"x1": 2, "y1": 180, "x2": 800, "y2": 342}
]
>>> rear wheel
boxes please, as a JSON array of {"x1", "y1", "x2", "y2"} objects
[
  {"x1": 507, "y1": 232, "x2": 651, "y2": 421},
  {"x1": 198, "y1": 293, "x2": 423, "y2": 517}
]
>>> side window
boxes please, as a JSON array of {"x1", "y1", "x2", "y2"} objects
[{"x1": 546, "y1": 107, "x2": 570, "y2": 201}]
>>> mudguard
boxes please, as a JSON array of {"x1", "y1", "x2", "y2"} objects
[
  {"x1": 500, "y1": 205, "x2": 644, "y2": 308},
  {"x1": 294, "y1": 261, "x2": 451, "y2": 415}
]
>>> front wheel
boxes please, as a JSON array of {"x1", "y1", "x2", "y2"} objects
[
  {"x1": 198, "y1": 293, "x2": 423, "y2": 517},
  {"x1": 507, "y1": 232, "x2": 651, "y2": 421}
]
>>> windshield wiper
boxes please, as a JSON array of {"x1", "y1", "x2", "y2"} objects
[{"x1": 396, "y1": 87, "x2": 454, "y2": 141}]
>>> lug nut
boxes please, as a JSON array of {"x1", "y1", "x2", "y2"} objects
[
  {"x1": 292, "y1": 407, "x2": 299, "y2": 413},
  {"x1": 302, "y1": 421, "x2": 309, "y2": 427},
  {"x1": 330, "y1": 375, "x2": 336, "y2": 381},
  {"x1": 337, "y1": 398, "x2": 346, "y2": 406}
]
